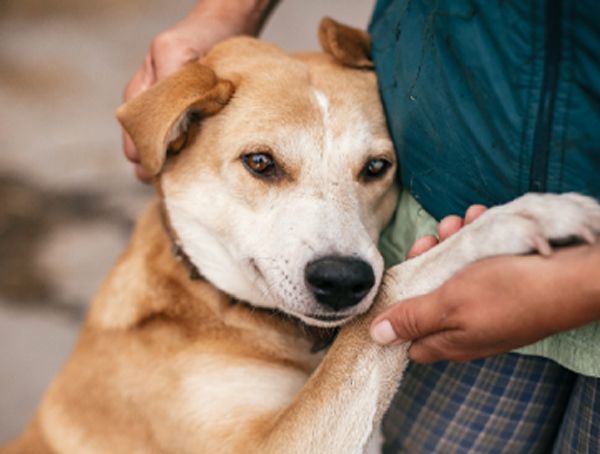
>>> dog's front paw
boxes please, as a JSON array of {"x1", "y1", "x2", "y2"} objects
[{"x1": 468, "y1": 192, "x2": 600, "y2": 258}]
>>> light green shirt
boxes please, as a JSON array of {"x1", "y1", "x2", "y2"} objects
[{"x1": 379, "y1": 190, "x2": 600, "y2": 378}]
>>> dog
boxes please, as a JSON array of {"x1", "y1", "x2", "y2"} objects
[{"x1": 5, "y1": 18, "x2": 600, "y2": 454}]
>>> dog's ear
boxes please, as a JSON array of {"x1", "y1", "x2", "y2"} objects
[
  {"x1": 318, "y1": 17, "x2": 373, "y2": 69},
  {"x1": 117, "y1": 63, "x2": 234, "y2": 176}
]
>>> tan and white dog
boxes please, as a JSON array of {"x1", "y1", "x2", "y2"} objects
[{"x1": 5, "y1": 18, "x2": 600, "y2": 454}]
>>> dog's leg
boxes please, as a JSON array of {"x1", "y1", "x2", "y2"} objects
[{"x1": 256, "y1": 193, "x2": 600, "y2": 454}]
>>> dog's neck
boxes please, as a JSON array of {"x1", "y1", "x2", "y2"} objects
[{"x1": 158, "y1": 201, "x2": 204, "y2": 281}]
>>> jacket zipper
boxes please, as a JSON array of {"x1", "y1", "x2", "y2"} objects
[{"x1": 529, "y1": 0, "x2": 563, "y2": 192}]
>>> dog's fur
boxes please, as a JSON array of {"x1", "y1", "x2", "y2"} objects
[{"x1": 5, "y1": 18, "x2": 600, "y2": 454}]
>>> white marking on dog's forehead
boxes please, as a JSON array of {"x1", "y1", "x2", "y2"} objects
[
  {"x1": 312, "y1": 89, "x2": 332, "y2": 156},
  {"x1": 313, "y1": 89, "x2": 329, "y2": 116}
]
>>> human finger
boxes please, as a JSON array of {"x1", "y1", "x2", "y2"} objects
[
  {"x1": 123, "y1": 61, "x2": 153, "y2": 104},
  {"x1": 464, "y1": 204, "x2": 487, "y2": 225},
  {"x1": 134, "y1": 164, "x2": 153, "y2": 183},
  {"x1": 122, "y1": 63, "x2": 154, "y2": 179},
  {"x1": 408, "y1": 328, "x2": 505, "y2": 363},
  {"x1": 122, "y1": 131, "x2": 139, "y2": 163},
  {"x1": 406, "y1": 235, "x2": 439, "y2": 259},
  {"x1": 370, "y1": 292, "x2": 445, "y2": 345},
  {"x1": 437, "y1": 215, "x2": 463, "y2": 241},
  {"x1": 407, "y1": 330, "x2": 464, "y2": 363}
]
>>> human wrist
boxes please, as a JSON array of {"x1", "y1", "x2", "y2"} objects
[
  {"x1": 188, "y1": 0, "x2": 278, "y2": 35},
  {"x1": 573, "y1": 242, "x2": 600, "y2": 318},
  {"x1": 538, "y1": 243, "x2": 600, "y2": 332}
]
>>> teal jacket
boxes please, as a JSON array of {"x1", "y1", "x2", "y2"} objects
[
  {"x1": 370, "y1": 0, "x2": 600, "y2": 221},
  {"x1": 370, "y1": 0, "x2": 600, "y2": 377}
]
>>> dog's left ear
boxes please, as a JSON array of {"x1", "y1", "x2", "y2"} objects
[
  {"x1": 318, "y1": 17, "x2": 373, "y2": 69},
  {"x1": 117, "y1": 63, "x2": 234, "y2": 176}
]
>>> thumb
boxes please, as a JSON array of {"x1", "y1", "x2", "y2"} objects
[{"x1": 370, "y1": 292, "x2": 444, "y2": 345}]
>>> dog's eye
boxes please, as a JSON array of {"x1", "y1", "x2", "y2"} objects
[
  {"x1": 242, "y1": 152, "x2": 278, "y2": 178},
  {"x1": 361, "y1": 158, "x2": 392, "y2": 182}
]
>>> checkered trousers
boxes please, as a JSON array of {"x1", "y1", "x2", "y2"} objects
[{"x1": 382, "y1": 353, "x2": 599, "y2": 453}]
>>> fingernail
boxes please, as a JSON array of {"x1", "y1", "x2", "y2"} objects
[
  {"x1": 370, "y1": 320, "x2": 397, "y2": 345},
  {"x1": 581, "y1": 226, "x2": 596, "y2": 245},
  {"x1": 533, "y1": 235, "x2": 552, "y2": 256}
]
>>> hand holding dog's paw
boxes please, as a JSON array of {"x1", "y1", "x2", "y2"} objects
[
  {"x1": 371, "y1": 193, "x2": 600, "y2": 362},
  {"x1": 371, "y1": 242, "x2": 600, "y2": 361}
]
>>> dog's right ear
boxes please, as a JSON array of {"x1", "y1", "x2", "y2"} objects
[
  {"x1": 117, "y1": 63, "x2": 234, "y2": 176},
  {"x1": 318, "y1": 17, "x2": 373, "y2": 69}
]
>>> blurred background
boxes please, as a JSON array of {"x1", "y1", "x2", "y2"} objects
[{"x1": 0, "y1": 0, "x2": 374, "y2": 442}]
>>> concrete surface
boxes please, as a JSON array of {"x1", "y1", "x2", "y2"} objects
[{"x1": 0, "y1": 0, "x2": 374, "y2": 442}]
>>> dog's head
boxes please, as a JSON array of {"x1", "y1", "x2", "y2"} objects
[{"x1": 117, "y1": 19, "x2": 398, "y2": 327}]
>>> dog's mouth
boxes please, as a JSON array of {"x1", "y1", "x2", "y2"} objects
[
  {"x1": 289, "y1": 310, "x2": 357, "y2": 328},
  {"x1": 306, "y1": 313, "x2": 351, "y2": 322}
]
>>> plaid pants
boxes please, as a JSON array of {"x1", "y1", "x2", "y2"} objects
[{"x1": 382, "y1": 353, "x2": 599, "y2": 453}]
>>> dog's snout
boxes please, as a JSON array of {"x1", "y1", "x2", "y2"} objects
[{"x1": 305, "y1": 256, "x2": 375, "y2": 311}]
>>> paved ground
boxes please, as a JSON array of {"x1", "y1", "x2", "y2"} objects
[{"x1": 0, "y1": 0, "x2": 373, "y2": 442}]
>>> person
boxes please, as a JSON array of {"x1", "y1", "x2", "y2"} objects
[{"x1": 122, "y1": 1, "x2": 600, "y2": 452}]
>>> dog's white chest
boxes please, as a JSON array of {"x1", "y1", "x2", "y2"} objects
[{"x1": 176, "y1": 356, "x2": 308, "y2": 426}]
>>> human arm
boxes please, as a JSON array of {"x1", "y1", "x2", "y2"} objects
[
  {"x1": 371, "y1": 228, "x2": 600, "y2": 363},
  {"x1": 123, "y1": 0, "x2": 279, "y2": 180}
]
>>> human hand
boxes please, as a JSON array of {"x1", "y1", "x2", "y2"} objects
[
  {"x1": 371, "y1": 208, "x2": 600, "y2": 363},
  {"x1": 123, "y1": 0, "x2": 276, "y2": 181}
]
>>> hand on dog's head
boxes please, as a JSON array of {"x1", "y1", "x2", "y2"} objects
[{"x1": 117, "y1": 17, "x2": 372, "y2": 181}]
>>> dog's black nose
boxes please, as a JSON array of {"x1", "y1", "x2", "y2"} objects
[{"x1": 305, "y1": 256, "x2": 375, "y2": 311}]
